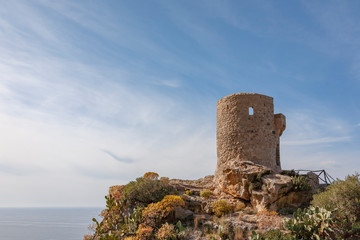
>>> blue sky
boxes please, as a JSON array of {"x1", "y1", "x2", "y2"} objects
[{"x1": 0, "y1": 0, "x2": 359, "y2": 207}]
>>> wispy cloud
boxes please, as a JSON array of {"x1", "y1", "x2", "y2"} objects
[
  {"x1": 102, "y1": 150, "x2": 134, "y2": 163},
  {"x1": 152, "y1": 79, "x2": 181, "y2": 88}
]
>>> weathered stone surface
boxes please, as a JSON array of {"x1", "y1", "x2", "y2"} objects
[
  {"x1": 181, "y1": 194, "x2": 208, "y2": 214},
  {"x1": 215, "y1": 93, "x2": 286, "y2": 176},
  {"x1": 214, "y1": 160, "x2": 271, "y2": 200},
  {"x1": 213, "y1": 159, "x2": 312, "y2": 211},
  {"x1": 174, "y1": 207, "x2": 194, "y2": 220},
  {"x1": 170, "y1": 175, "x2": 215, "y2": 193},
  {"x1": 274, "y1": 190, "x2": 313, "y2": 210}
]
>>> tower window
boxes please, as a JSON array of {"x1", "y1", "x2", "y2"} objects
[{"x1": 248, "y1": 107, "x2": 254, "y2": 115}]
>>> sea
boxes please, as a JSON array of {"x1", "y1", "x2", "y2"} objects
[{"x1": 0, "y1": 207, "x2": 103, "y2": 240}]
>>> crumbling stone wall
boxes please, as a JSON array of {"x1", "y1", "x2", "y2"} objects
[{"x1": 215, "y1": 93, "x2": 286, "y2": 174}]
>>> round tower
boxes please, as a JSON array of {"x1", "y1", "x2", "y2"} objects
[{"x1": 215, "y1": 93, "x2": 285, "y2": 173}]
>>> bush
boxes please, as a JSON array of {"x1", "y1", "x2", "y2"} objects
[
  {"x1": 160, "y1": 177, "x2": 170, "y2": 184},
  {"x1": 142, "y1": 195, "x2": 185, "y2": 227},
  {"x1": 108, "y1": 185, "x2": 124, "y2": 201},
  {"x1": 122, "y1": 177, "x2": 173, "y2": 207},
  {"x1": 200, "y1": 190, "x2": 212, "y2": 199},
  {"x1": 122, "y1": 207, "x2": 143, "y2": 235},
  {"x1": 211, "y1": 200, "x2": 232, "y2": 217},
  {"x1": 291, "y1": 175, "x2": 311, "y2": 191},
  {"x1": 284, "y1": 206, "x2": 334, "y2": 240},
  {"x1": 144, "y1": 172, "x2": 159, "y2": 180},
  {"x1": 311, "y1": 173, "x2": 360, "y2": 239},
  {"x1": 136, "y1": 224, "x2": 154, "y2": 240},
  {"x1": 156, "y1": 223, "x2": 177, "y2": 240},
  {"x1": 124, "y1": 237, "x2": 137, "y2": 240}
]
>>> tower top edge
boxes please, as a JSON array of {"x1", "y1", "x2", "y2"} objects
[{"x1": 217, "y1": 93, "x2": 273, "y2": 104}]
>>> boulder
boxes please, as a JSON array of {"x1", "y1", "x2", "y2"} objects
[
  {"x1": 214, "y1": 160, "x2": 312, "y2": 211},
  {"x1": 174, "y1": 207, "x2": 194, "y2": 221},
  {"x1": 214, "y1": 160, "x2": 271, "y2": 200}
]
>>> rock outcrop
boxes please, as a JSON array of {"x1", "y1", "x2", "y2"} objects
[{"x1": 171, "y1": 160, "x2": 313, "y2": 214}]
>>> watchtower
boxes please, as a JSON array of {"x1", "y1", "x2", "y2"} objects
[{"x1": 215, "y1": 93, "x2": 286, "y2": 172}]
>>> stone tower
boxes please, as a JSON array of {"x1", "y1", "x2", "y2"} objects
[{"x1": 215, "y1": 93, "x2": 286, "y2": 174}]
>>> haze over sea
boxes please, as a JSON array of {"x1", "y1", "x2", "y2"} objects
[{"x1": 0, "y1": 208, "x2": 101, "y2": 240}]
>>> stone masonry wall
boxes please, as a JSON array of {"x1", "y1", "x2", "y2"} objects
[{"x1": 215, "y1": 93, "x2": 285, "y2": 174}]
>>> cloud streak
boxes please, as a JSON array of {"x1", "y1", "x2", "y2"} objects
[{"x1": 102, "y1": 150, "x2": 134, "y2": 163}]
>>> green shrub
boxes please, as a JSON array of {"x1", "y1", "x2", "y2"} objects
[
  {"x1": 122, "y1": 207, "x2": 143, "y2": 235},
  {"x1": 122, "y1": 177, "x2": 173, "y2": 207},
  {"x1": 284, "y1": 206, "x2": 334, "y2": 240},
  {"x1": 250, "y1": 230, "x2": 293, "y2": 240},
  {"x1": 200, "y1": 190, "x2": 212, "y2": 199},
  {"x1": 211, "y1": 200, "x2": 232, "y2": 217},
  {"x1": 311, "y1": 173, "x2": 360, "y2": 239},
  {"x1": 291, "y1": 175, "x2": 311, "y2": 191},
  {"x1": 185, "y1": 190, "x2": 192, "y2": 196}
]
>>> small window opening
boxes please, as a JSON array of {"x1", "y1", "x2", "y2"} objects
[{"x1": 248, "y1": 107, "x2": 254, "y2": 115}]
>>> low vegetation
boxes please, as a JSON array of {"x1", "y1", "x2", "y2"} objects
[
  {"x1": 85, "y1": 172, "x2": 360, "y2": 240},
  {"x1": 311, "y1": 173, "x2": 360, "y2": 239},
  {"x1": 200, "y1": 190, "x2": 212, "y2": 199},
  {"x1": 291, "y1": 175, "x2": 312, "y2": 191},
  {"x1": 211, "y1": 199, "x2": 232, "y2": 217}
]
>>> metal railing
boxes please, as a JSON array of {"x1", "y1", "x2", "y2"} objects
[{"x1": 294, "y1": 169, "x2": 335, "y2": 185}]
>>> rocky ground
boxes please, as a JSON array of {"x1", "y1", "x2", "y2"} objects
[
  {"x1": 85, "y1": 161, "x2": 317, "y2": 239},
  {"x1": 165, "y1": 161, "x2": 316, "y2": 239}
]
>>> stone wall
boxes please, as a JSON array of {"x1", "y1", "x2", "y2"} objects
[{"x1": 215, "y1": 93, "x2": 285, "y2": 174}]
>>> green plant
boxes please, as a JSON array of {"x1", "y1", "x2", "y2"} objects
[
  {"x1": 263, "y1": 229, "x2": 294, "y2": 240},
  {"x1": 185, "y1": 190, "x2": 192, "y2": 196},
  {"x1": 249, "y1": 231, "x2": 264, "y2": 240},
  {"x1": 291, "y1": 175, "x2": 311, "y2": 191},
  {"x1": 175, "y1": 220, "x2": 184, "y2": 232},
  {"x1": 250, "y1": 229, "x2": 294, "y2": 240},
  {"x1": 122, "y1": 207, "x2": 143, "y2": 235},
  {"x1": 284, "y1": 206, "x2": 334, "y2": 240},
  {"x1": 311, "y1": 173, "x2": 360, "y2": 239},
  {"x1": 211, "y1": 200, "x2": 232, "y2": 217},
  {"x1": 218, "y1": 218, "x2": 234, "y2": 240},
  {"x1": 200, "y1": 190, "x2": 212, "y2": 199},
  {"x1": 123, "y1": 177, "x2": 173, "y2": 207}
]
